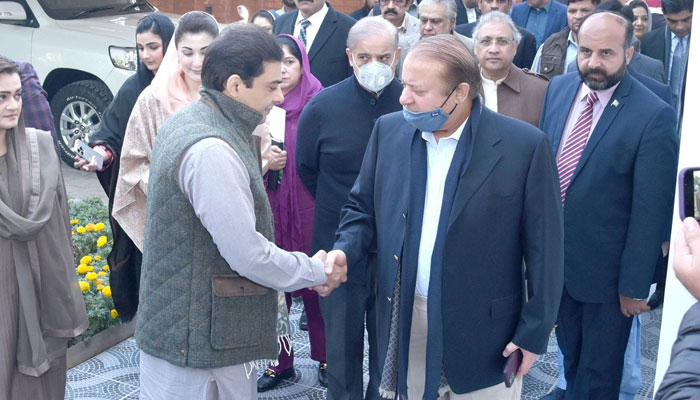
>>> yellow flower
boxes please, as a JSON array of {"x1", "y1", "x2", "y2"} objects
[
  {"x1": 102, "y1": 286, "x2": 112, "y2": 298},
  {"x1": 79, "y1": 281, "x2": 90, "y2": 292},
  {"x1": 71, "y1": 231, "x2": 75, "y2": 236},
  {"x1": 95, "y1": 255, "x2": 102, "y2": 261},
  {"x1": 87, "y1": 266, "x2": 95, "y2": 272},
  {"x1": 76, "y1": 226, "x2": 86, "y2": 234},
  {"x1": 98, "y1": 271, "x2": 106, "y2": 277},
  {"x1": 96, "y1": 236, "x2": 108, "y2": 248},
  {"x1": 76, "y1": 264, "x2": 89, "y2": 274},
  {"x1": 86, "y1": 223, "x2": 95, "y2": 232},
  {"x1": 97, "y1": 285, "x2": 104, "y2": 290},
  {"x1": 95, "y1": 222, "x2": 106, "y2": 232},
  {"x1": 102, "y1": 265, "x2": 110, "y2": 271},
  {"x1": 85, "y1": 272, "x2": 98, "y2": 281},
  {"x1": 80, "y1": 255, "x2": 92, "y2": 265},
  {"x1": 110, "y1": 309, "x2": 119, "y2": 319},
  {"x1": 96, "y1": 279, "x2": 104, "y2": 285},
  {"x1": 70, "y1": 219, "x2": 79, "y2": 225}
]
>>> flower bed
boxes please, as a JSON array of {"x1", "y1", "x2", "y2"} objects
[{"x1": 67, "y1": 197, "x2": 122, "y2": 347}]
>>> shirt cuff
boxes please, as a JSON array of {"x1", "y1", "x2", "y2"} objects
[{"x1": 308, "y1": 256, "x2": 328, "y2": 287}]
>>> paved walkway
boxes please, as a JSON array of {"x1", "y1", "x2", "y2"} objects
[{"x1": 61, "y1": 164, "x2": 660, "y2": 400}]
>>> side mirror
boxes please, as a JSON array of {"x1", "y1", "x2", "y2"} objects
[{"x1": 0, "y1": 2, "x2": 27, "y2": 21}]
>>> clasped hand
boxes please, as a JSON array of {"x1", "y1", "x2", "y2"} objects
[{"x1": 311, "y1": 249, "x2": 348, "y2": 297}]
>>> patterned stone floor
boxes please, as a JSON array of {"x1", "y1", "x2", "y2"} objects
[{"x1": 65, "y1": 298, "x2": 662, "y2": 399}]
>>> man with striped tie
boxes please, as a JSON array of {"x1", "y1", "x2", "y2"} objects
[{"x1": 538, "y1": 11, "x2": 679, "y2": 399}]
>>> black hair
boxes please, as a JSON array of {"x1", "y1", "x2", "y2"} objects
[
  {"x1": 0, "y1": 55, "x2": 20, "y2": 77},
  {"x1": 135, "y1": 14, "x2": 176, "y2": 90},
  {"x1": 597, "y1": 0, "x2": 634, "y2": 22},
  {"x1": 202, "y1": 24, "x2": 284, "y2": 90},
  {"x1": 662, "y1": 0, "x2": 693, "y2": 14},
  {"x1": 175, "y1": 11, "x2": 220, "y2": 47},
  {"x1": 580, "y1": 10, "x2": 634, "y2": 48},
  {"x1": 567, "y1": 0, "x2": 602, "y2": 6},
  {"x1": 277, "y1": 36, "x2": 303, "y2": 65},
  {"x1": 252, "y1": 10, "x2": 275, "y2": 25}
]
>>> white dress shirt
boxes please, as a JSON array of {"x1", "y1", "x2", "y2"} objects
[
  {"x1": 415, "y1": 117, "x2": 469, "y2": 297},
  {"x1": 481, "y1": 70, "x2": 507, "y2": 112},
  {"x1": 293, "y1": 3, "x2": 329, "y2": 52},
  {"x1": 466, "y1": 7, "x2": 478, "y2": 23}
]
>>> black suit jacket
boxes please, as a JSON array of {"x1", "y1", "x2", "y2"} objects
[
  {"x1": 274, "y1": 4, "x2": 356, "y2": 87},
  {"x1": 455, "y1": 23, "x2": 537, "y2": 69}
]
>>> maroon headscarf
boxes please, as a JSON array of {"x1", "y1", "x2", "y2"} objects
[{"x1": 266, "y1": 35, "x2": 323, "y2": 254}]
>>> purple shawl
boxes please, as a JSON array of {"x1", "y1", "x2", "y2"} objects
[{"x1": 266, "y1": 35, "x2": 324, "y2": 254}]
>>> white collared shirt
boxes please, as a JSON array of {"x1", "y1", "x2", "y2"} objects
[
  {"x1": 556, "y1": 81, "x2": 620, "y2": 161},
  {"x1": 481, "y1": 70, "x2": 508, "y2": 112},
  {"x1": 415, "y1": 117, "x2": 469, "y2": 297},
  {"x1": 293, "y1": 3, "x2": 329, "y2": 52},
  {"x1": 466, "y1": 7, "x2": 478, "y2": 23}
]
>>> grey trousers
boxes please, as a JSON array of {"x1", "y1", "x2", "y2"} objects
[{"x1": 320, "y1": 259, "x2": 379, "y2": 400}]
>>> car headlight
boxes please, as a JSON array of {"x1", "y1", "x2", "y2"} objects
[{"x1": 109, "y1": 46, "x2": 137, "y2": 71}]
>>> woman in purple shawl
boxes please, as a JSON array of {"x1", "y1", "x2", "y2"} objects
[{"x1": 258, "y1": 34, "x2": 328, "y2": 391}]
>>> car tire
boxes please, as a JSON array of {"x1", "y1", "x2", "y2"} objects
[{"x1": 51, "y1": 80, "x2": 113, "y2": 164}]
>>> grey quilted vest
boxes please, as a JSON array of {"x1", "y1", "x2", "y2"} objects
[{"x1": 135, "y1": 87, "x2": 279, "y2": 368}]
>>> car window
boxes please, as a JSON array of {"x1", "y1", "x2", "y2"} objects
[{"x1": 36, "y1": 0, "x2": 155, "y2": 20}]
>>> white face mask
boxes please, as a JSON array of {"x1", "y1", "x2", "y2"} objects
[{"x1": 353, "y1": 52, "x2": 396, "y2": 93}]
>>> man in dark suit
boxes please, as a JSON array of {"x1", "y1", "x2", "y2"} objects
[
  {"x1": 455, "y1": 0, "x2": 538, "y2": 67},
  {"x1": 641, "y1": 0, "x2": 691, "y2": 115},
  {"x1": 320, "y1": 35, "x2": 564, "y2": 399},
  {"x1": 296, "y1": 17, "x2": 403, "y2": 400},
  {"x1": 350, "y1": 0, "x2": 377, "y2": 19},
  {"x1": 539, "y1": 12, "x2": 679, "y2": 398},
  {"x1": 510, "y1": 0, "x2": 568, "y2": 47},
  {"x1": 274, "y1": 0, "x2": 356, "y2": 87}
]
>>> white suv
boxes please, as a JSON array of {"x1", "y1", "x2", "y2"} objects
[{"x1": 0, "y1": 0, "x2": 175, "y2": 163}]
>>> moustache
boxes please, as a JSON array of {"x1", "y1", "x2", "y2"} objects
[
  {"x1": 583, "y1": 67, "x2": 607, "y2": 77},
  {"x1": 383, "y1": 9, "x2": 398, "y2": 15}
]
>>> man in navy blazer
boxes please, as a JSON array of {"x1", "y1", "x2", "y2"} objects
[
  {"x1": 274, "y1": 0, "x2": 356, "y2": 87},
  {"x1": 510, "y1": 0, "x2": 568, "y2": 47},
  {"x1": 538, "y1": 12, "x2": 679, "y2": 398},
  {"x1": 455, "y1": 0, "x2": 538, "y2": 68},
  {"x1": 318, "y1": 35, "x2": 563, "y2": 399}
]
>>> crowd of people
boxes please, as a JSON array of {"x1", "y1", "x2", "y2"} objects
[{"x1": 0, "y1": 0, "x2": 695, "y2": 398}]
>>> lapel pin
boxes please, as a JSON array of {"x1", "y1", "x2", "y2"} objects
[{"x1": 612, "y1": 99, "x2": 620, "y2": 107}]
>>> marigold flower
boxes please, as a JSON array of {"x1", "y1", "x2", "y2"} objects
[
  {"x1": 98, "y1": 271, "x2": 106, "y2": 277},
  {"x1": 79, "y1": 281, "x2": 90, "y2": 293},
  {"x1": 102, "y1": 286, "x2": 112, "y2": 298},
  {"x1": 96, "y1": 236, "x2": 108, "y2": 248},
  {"x1": 103, "y1": 265, "x2": 110, "y2": 271},
  {"x1": 95, "y1": 255, "x2": 102, "y2": 261},
  {"x1": 80, "y1": 255, "x2": 92, "y2": 265},
  {"x1": 70, "y1": 219, "x2": 79, "y2": 225},
  {"x1": 97, "y1": 285, "x2": 104, "y2": 290},
  {"x1": 85, "y1": 272, "x2": 98, "y2": 281},
  {"x1": 87, "y1": 266, "x2": 95, "y2": 272},
  {"x1": 86, "y1": 223, "x2": 95, "y2": 232},
  {"x1": 110, "y1": 309, "x2": 119, "y2": 319},
  {"x1": 95, "y1": 222, "x2": 106, "y2": 232},
  {"x1": 77, "y1": 264, "x2": 89, "y2": 274},
  {"x1": 76, "y1": 227, "x2": 86, "y2": 234},
  {"x1": 96, "y1": 279, "x2": 104, "y2": 285}
]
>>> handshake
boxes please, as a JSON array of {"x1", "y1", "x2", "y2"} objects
[{"x1": 311, "y1": 250, "x2": 348, "y2": 297}]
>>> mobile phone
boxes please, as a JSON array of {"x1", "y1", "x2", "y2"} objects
[
  {"x1": 74, "y1": 139, "x2": 104, "y2": 170},
  {"x1": 503, "y1": 349, "x2": 522, "y2": 388},
  {"x1": 678, "y1": 167, "x2": 700, "y2": 221}
]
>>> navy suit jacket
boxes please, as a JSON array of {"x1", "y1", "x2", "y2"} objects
[
  {"x1": 334, "y1": 105, "x2": 564, "y2": 393},
  {"x1": 274, "y1": 4, "x2": 356, "y2": 87},
  {"x1": 455, "y1": 22, "x2": 537, "y2": 69},
  {"x1": 538, "y1": 72, "x2": 679, "y2": 303},
  {"x1": 510, "y1": 0, "x2": 567, "y2": 46}
]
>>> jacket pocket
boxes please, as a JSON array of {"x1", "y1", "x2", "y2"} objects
[
  {"x1": 490, "y1": 292, "x2": 522, "y2": 319},
  {"x1": 210, "y1": 274, "x2": 269, "y2": 350},
  {"x1": 540, "y1": 55, "x2": 559, "y2": 75}
]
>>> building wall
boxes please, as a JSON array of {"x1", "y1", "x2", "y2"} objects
[{"x1": 150, "y1": 0, "x2": 364, "y2": 23}]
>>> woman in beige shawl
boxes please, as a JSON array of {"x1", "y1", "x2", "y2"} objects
[
  {"x1": 0, "y1": 55, "x2": 88, "y2": 399},
  {"x1": 112, "y1": 11, "x2": 221, "y2": 251}
]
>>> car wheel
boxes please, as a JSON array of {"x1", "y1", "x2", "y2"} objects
[{"x1": 51, "y1": 80, "x2": 113, "y2": 164}]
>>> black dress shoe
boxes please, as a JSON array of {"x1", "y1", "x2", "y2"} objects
[
  {"x1": 257, "y1": 368, "x2": 295, "y2": 392},
  {"x1": 299, "y1": 309, "x2": 308, "y2": 331},
  {"x1": 318, "y1": 362, "x2": 328, "y2": 387},
  {"x1": 540, "y1": 387, "x2": 565, "y2": 400},
  {"x1": 647, "y1": 289, "x2": 664, "y2": 309}
]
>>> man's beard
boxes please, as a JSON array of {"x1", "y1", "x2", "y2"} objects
[{"x1": 579, "y1": 62, "x2": 626, "y2": 90}]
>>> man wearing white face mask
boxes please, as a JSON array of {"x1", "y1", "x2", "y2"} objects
[{"x1": 296, "y1": 16, "x2": 403, "y2": 400}]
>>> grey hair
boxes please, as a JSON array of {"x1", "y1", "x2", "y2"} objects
[
  {"x1": 418, "y1": 0, "x2": 458, "y2": 22},
  {"x1": 472, "y1": 11, "x2": 522, "y2": 43},
  {"x1": 347, "y1": 16, "x2": 399, "y2": 51}
]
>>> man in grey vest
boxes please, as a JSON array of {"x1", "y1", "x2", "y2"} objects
[{"x1": 135, "y1": 24, "x2": 347, "y2": 400}]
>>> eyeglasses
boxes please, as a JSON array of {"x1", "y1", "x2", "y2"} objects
[
  {"x1": 380, "y1": 0, "x2": 407, "y2": 6},
  {"x1": 476, "y1": 38, "x2": 514, "y2": 47}
]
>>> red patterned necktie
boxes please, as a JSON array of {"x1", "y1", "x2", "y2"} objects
[{"x1": 558, "y1": 91, "x2": 599, "y2": 205}]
